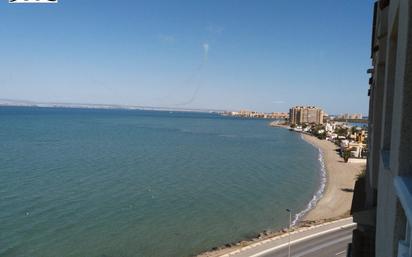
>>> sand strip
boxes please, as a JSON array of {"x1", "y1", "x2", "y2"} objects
[{"x1": 301, "y1": 133, "x2": 365, "y2": 220}]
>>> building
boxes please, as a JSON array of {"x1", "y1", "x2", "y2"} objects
[
  {"x1": 350, "y1": 0, "x2": 412, "y2": 256},
  {"x1": 350, "y1": 114, "x2": 364, "y2": 120},
  {"x1": 340, "y1": 141, "x2": 367, "y2": 159},
  {"x1": 289, "y1": 106, "x2": 324, "y2": 125},
  {"x1": 223, "y1": 110, "x2": 289, "y2": 119},
  {"x1": 268, "y1": 112, "x2": 289, "y2": 119},
  {"x1": 336, "y1": 113, "x2": 364, "y2": 120}
]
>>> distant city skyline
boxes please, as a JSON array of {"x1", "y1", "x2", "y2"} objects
[{"x1": 0, "y1": 1, "x2": 373, "y2": 114}]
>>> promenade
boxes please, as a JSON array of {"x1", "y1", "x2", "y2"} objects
[{"x1": 216, "y1": 218, "x2": 355, "y2": 257}]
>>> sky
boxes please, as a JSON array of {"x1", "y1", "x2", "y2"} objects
[{"x1": 0, "y1": 0, "x2": 374, "y2": 114}]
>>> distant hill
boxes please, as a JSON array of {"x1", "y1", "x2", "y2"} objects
[{"x1": 0, "y1": 98, "x2": 226, "y2": 114}]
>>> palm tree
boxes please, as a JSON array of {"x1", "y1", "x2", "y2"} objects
[{"x1": 343, "y1": 150, "x2": 351, "y2": 163}]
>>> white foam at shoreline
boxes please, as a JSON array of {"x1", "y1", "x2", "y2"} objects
[{"x1": 291, "y1": 134, "x2": 327, "y2": 226}]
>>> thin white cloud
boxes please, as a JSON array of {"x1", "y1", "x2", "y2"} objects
[
  {"x1": 203, "y1": 43, "x2": 209, "y2": 60},
  {"x1": 206, "y1": 25, "x2": 224, "y2": 34},
  {"x1": 158, "y1": 34, "x2": 175, "y2": 43},
  {"x1": 203, "y1": 43, "x2": 209, "y2": 54}
]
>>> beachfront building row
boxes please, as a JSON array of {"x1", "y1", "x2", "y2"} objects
[
  {"x1": 222, "y1": 110, "x2": 289, "y2": 119},
  {"x1": 294, "y1": 120, "x2": 368, "y2": 161},
  {"x1": 289, "y1": 106, "x2": 324, "y2": 125},
  {"x1": 332, "y1": 113, "x2": 364, "y2": 120},
  {"x1": 349, "y1": 0, "x2": 412, "y2": 256}
]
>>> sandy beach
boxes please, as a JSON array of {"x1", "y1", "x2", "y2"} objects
[{"x1": 301, "y1": 134, "x2": 365, "y2": 220}]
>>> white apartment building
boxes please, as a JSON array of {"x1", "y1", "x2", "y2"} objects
[{"x1": 350, "y1": 0, "x2": 412, "y2": 256}]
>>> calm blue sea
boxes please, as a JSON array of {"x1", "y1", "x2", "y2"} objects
[{"x1": 0, "y1": 107, "x2": 321, "y2": 257}]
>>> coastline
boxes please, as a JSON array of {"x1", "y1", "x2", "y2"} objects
[
  {"x1": 300, "y1": 133, "x2": 365, "y2": 220},
  {"x1": 290, "y1": 135, "x2": 327, "y2": 225},
  {"x1": 269, "y1": 123, "x2": 364, "y2": 221},
  {"x1": 197, "y1": 126, "x2": 364, "y2": 257}
]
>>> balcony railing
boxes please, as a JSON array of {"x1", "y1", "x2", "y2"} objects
[{"x1": 394, "y1": 176, "x2": 412, "y2": 257}]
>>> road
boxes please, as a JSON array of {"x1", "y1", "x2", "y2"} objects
[{"x1": 220, "y1": 218, "x2": 355, "y2": 257}]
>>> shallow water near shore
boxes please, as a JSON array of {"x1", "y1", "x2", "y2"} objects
[{"x1": 0, "y1": 107, "x2": 321, "y2": 257}]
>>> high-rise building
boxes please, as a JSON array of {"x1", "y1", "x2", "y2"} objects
[
  {"x1": 289, "y1": 106, "x2": 324, "y2": 125},
  {"x1": 349, "y1": 1, "x2": 412, "y2": 256},
  {"x1": 350, "y1": 114, "x2": 364, "y2": 120}
]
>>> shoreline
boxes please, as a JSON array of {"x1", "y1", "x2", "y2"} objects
[
  {"x1": 300, "y1": 133, "x2": 365, "y2": 220},
  {"x1": 269, "y1": 124, "x2": 363, "y2": 221},
  {"x1": 290, "y1": 135, "x2": 327, "y2": 225},
  {"x1": 197, "y1": 126, "x2": 364, "y2": 257}
]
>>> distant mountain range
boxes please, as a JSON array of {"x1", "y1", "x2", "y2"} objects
[{"x1": 0, "y1": 99, "x2": 225, "y2": 113}]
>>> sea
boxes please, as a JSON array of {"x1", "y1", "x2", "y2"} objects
[{"x1": 0, "y1": 107, "x2": 323, "y2": 257}]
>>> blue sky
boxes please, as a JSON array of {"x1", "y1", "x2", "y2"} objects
[{"x1": 0, "y1": 0, "x2": 374, "y2": 114}]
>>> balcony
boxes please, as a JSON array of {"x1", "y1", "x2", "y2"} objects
[{"x1": 394, "y1": 176, "x2": 412, "y2": 257}]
